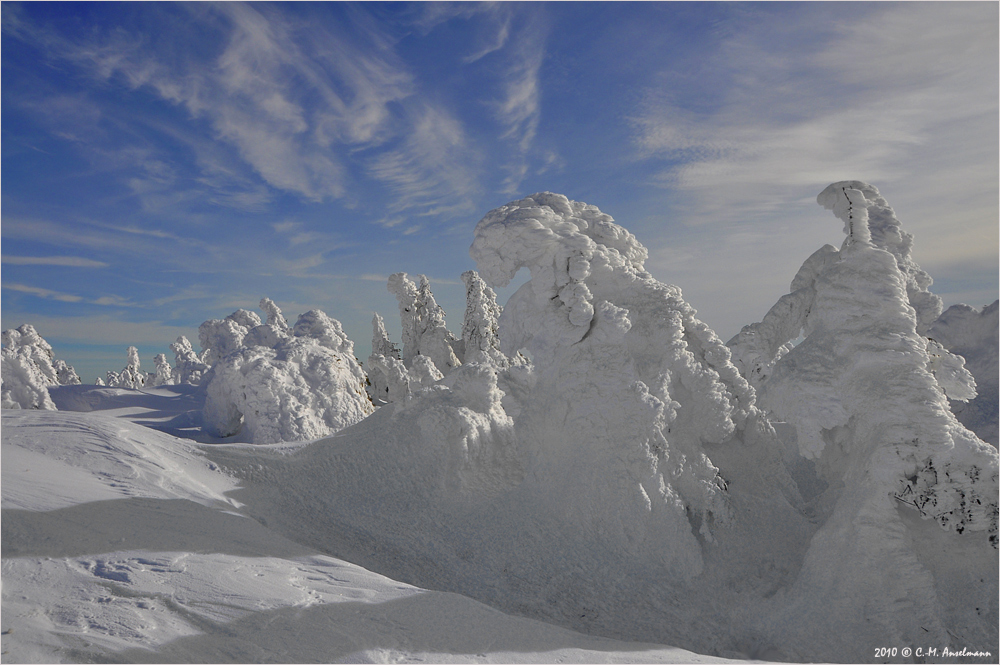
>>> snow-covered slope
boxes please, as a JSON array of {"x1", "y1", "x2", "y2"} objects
[{"x1": 1, "y1": 407, "x2": 744, "y2": 665}]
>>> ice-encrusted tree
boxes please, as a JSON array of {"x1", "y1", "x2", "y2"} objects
[
  {"x1": 170, "y1": 336, "x2": 210, "y2": 385},
  {"x1": 469, "y1": 192, "x2": 765, "y2": 576},
  {"x1": 106, "y1": 346, "x2": 146, "y2": 389},
  {"x1": 366, "y1": 313, "x2": 404, "y2": 404},
  {"x1": 147, "y1": 353, "x2": 175, "y2": 387},
  {"x1": 203, "y1": 298, "x2": 374, "y2": 444},
  {"x1": 387, "y1": 272, "x2": 462, "y2": 375},
  {"x1": 928, "y1": 300, "x2": 999, "y2": 446},
  {"x1": 733, "y1": 181, "x2": 998, "y2": 654},
  {"x1": 198, "y1": 309, "x2": 262, "y2": 366},
  {"x1": 1, "y1": 324, "x2": 78, "y2": 409},
  {"x1": 461, "y1": 270, "x2": 507, "y2": 367}
]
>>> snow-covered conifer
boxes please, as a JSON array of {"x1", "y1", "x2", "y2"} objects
[
  {"x1": 148, "y1": 353, "x2": 175, "y2": 387},
  {"x1": 202, "y1": 301, "x2": 374, "y2": 443},
  {"x1": 117, "y1": 346, "x2": 146, "y2": 389},
  {"x1": 745, "y1": 181, "x2": 998, "y2": 652},
  {"x1": 198, "y1": 309, "x2": 262, "y2": 366},
  {"x1": 461, "y1": 270, "x2": 507, "y2": 367},
  {"x1": 1, "y1": 324, "x2": 62, "y2": 410},
  {"x1": 170, "y1": 336, "x2": 210, "y2": 385},
  {"x1": 259, "y1": 297, "x2": 290, "y2": 331},
  {"x1": 387, "y1": 273, "x2": 461, "y2": 374},
  {"x1": 928, "y1": 300, "x2": 999, "y2": 445},
  {"x1": 367, "y1": 313, "x2": 401, "y2": 403},
  {"x1": 469, "y1": 192, "x2": 763, "y2": 576}
]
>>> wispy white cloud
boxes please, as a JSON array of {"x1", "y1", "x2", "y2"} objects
[
  {"x1": 493, "y1": 10, "x2": 546, "y2": 194},
  {"x1": 4, "y1": 283, "x2": 83, "y2": 303},
  {"x1": 2, "y1": 256, "x2": 109, "y2": 268},
  {"x1": 367, "y1": 103, "x2": 480, "y2": 216},
  {"x1": 3, "y1": 282, "x2": 134, "y2": 307},
  {"x1": 630, "y1": 2, "x2": 998, "y2": 338}
]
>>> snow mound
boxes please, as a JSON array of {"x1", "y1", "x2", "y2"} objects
[
  {"x1": 202, "y1": 300, "x2": 374, "y2": 443},
  {"x1": 1, "y1": 409, "x2": 239, "y2": 511},
  {"x1": 928, "y1": 300, "x2": 999, "y2": 446},
  {"x1": 1, "y1": 323, "x2": 80, "y2": 410}
]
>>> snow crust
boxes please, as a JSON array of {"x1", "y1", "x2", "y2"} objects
[
  {"x1": 1, "y1": 324, "x2": 80, "y2": 410},
  {"x1": 202, "y1": 299, "x2": 374, "y2": 443}
]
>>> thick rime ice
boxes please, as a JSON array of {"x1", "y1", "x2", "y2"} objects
[
  {"x1": 148, "y1": 353, "x2": 175, "y2": 387},
  {"x1": 203, "y1": 299, "x2": 374, "y2": 444},
  {"x1": 198, "y1": 309, "x2": 262, "y2": 366},
  {"x1": 816, "y1": 180, "x2": 944, "y2": 333},
  {"x1": 461, "y1": 270, "x2": 508, "y2": 367},
  {"x1": 1, "y1": 324, "x2": 75, "y2": 410},
  {"x1": 730, "y1": 181, "x2": 999, "y2": 654},
  {"x1": 928, "y1": 300, "x2": 1000, "y2": 446},
  {"x1": 367, "y1": 313, "x2": 398, "y2": 402},
  {"x1": 170, "y1": 336, "x2": 210, "y2": 385},
  {"x1": 469, "y1": 192, "x2": 762, "y2": 576},
  {"x1": 388, "y1": 272, "x2": 462, "y2": 375}
]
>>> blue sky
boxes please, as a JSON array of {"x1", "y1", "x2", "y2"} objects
[{"x1": 3, "y1": 1, "x2": 997, "y2": 383}]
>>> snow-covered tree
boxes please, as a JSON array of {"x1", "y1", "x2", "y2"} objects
[
  {"x1": 53, "y1": 359, "x2": 81, "y2": 386},
  {"x1": 203, "y1": 298, "x2": 374, "y2": 444},
  {"x1": 148, "y1": 353, "x2": 175, "y2": 387},
  {"x1": 461, "y1": 270, "x2": 507, "y2": 367},
  {"x1": 106, "y1": 346, "x2": 146, "y2": 389},
  {"x1": 170, "y1": 336, "x2": 210, "y2": 385},
  {"x1": 1, "y1": 324, "x2": 67, "y2": 410},
  {"x1": 198, "y1": 309, "x2": 262, "y2": 366},
  {"x1": 387, "y1": 272, "x2": 462, "y2": 375},
  {"x1": 733, "y1": 181, "x2": 998, "y2": 653},
  {"x1": 367, "y1": 313, "x2": 401, "y2": 403},
  {"x1": 468, "y1": 192, "x2": 765, "y2": 576},
  {"x1": 927, "y1": 301, "x2": 999, "y2": 446}
]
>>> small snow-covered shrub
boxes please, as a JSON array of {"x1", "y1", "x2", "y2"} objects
[
  {"x1": 1, "y1": 324, "x2": 80, "y2": 409},
  {"x1": 202, "y1": 299, "x2": 374, "y2": 443}
]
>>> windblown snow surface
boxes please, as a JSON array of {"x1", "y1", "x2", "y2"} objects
[{"x1": 2, "y1": 183, "x2": 998, "y2": 664}]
